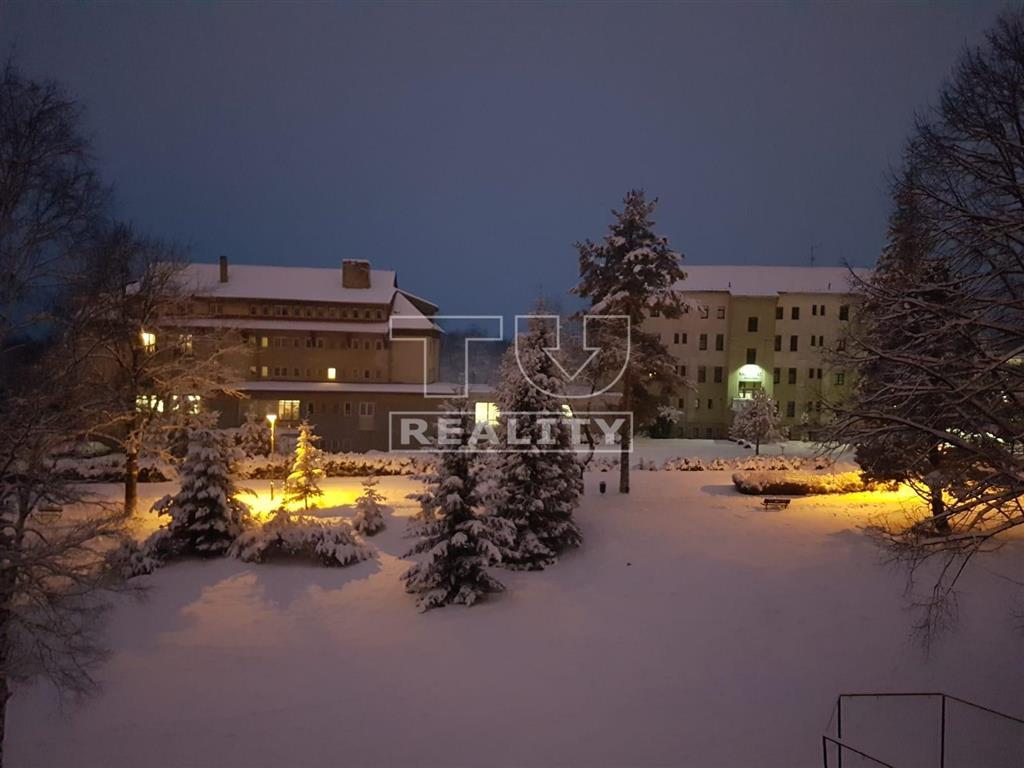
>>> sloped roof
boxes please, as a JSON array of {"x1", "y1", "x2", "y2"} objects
[
  {"x1": 180, "y1": 262, "x2": 399, "y2": 304},
  {"x1": 676, "y1": 265, "x2": 871, "y2": 296}
]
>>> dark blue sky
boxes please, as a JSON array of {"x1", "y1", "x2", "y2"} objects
[{"x1": 1, "y1": 2, "x2": 1008, "y2": 317}]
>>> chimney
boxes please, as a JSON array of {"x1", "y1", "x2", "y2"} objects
[
  {"x1": 219, "y1": 255, "x2": 228, "y2": 283},
  {"x1": 342, "y1": 259, "x2": 371, "y2": 289}
]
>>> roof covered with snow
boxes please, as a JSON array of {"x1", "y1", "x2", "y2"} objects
[
  {"x1": 180, "y1": 262, "x2": 400, "y2": 304},
  {"x1": 676, "y1": 265, "x2": 871, "y2": 296}
]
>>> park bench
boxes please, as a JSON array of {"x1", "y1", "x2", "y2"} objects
[
  {"x1": 762, "y1": 498, "x2": 791, "y2": 510},
  {"x1": 35, "y1": 503, "x2": 63, "y2": 523}
]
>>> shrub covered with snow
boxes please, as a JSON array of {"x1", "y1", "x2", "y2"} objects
[
  {"x1": 731, "y1": 470, "x2": 886, "y2": 496},
  {"x1": 237, "y1": 451, "x2": 434, "y2": 480},
  {"x1": 352, "y1": 475, "x2": 387, "y2": 535},
  {"x1": 230, "y1": 510, "x2": 372, "y2": 566}
]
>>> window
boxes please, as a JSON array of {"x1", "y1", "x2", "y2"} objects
[
  {"x1": 746, "y1": 348, "x2": 757, "y2": 365},
  {"x1": 364, "y1": 369, "x2": 370, "y2": 379},
  {"x1": 344, "y1": 402, "x2": 352, "y2": 416},
  {"x1": 680, "y1": 332, "x2": 688, "y2": 344},
  {"x1": 327, "y1": 367, "x2": 336, "y2": 381},
  {"x1": 680, "y1": 365, "x2": 687, "y2": 378},
  {"x1": 774, "y1": 335, "x2": 782, "y2": 352},
  {"x1": 747, "y1": 316, "x2": 758, "y2": 332},
  {"x1": 673, "y1": 332, "x2": 680, "y2": 345},
  {"x1": 820, "y1": 305, "x2": 826, "y2": 317},
  {"x1": 786, "y1": 401, "x2": 796, "y2": 418},
  {"x1": 812, "y1": 305, "x2": 818, "y2": 316},
  {"x1": 837, "y1": 339, "x2": 847, "y2": 352},
  {"x1": 791, "y1": 307, "x2": 800, "y2": 320},
  {"x1": 178, "y1": 334, "x2": 193, "y2": 354},
  {"x1": 375, "y1": 340, "x2": 383, "y2": 351},
  {"x1": 359, "y1": 402, "x2": 375, "y2": 416},
  {"x1": 699, "y1": 306, "x2": 709, "y2": 319},
  {"x1": 715, "y1": 334, "x2": 724, "y2": 351},
  {"x1": 773, "y1": 368, "x2": 781, "y2": 384},
  {"x1": 808, "y1": 368, "x2": 815, "y2": 379},
  {"x1": 261, "y1": 336, "x2": 269, "y2": 348},
  {"x1": 775, "y1": 306, "x2": 784, "y2": 320},
  {"x1": 278, "y1": 400, "x2": 300, "y2": 420},
  {"x1": 699, "y1": 333, "x2": 708, "y2": 351},
  {"x1": 818, "y1": 335, "x2": 824, "y2": 347},
  {"x1": 706, "y1": 399, "x2": 713, "y2": 410},
  {"x1": 713, "y1": 366, "x2": 723, "y2": 383},
  {"x1": 817, "y1": 368, "x2": 823, "y2": 379},
  {"x1": 140, "y1": 330, "x2": 156, "y2": 353},
  {"x1": 789, "y1": 335, "x2": 798, "y2": 351},
  {"x1": 317, "y1": 338, "x2": 324, "y2": 349},
  {"x1": 716, "y1": 306, "x2": 726, "y2": 319},
  {"x1": 840, "y1": 304, "x2": 850, "y2": 321},
  {"x1": 697, "y1": 366, "x2": 707, "y2": 383},
  {"x1": 788, "y1": 368, "x2": 797, "y2": 384},
  {"x1": 474, "y1": 401, "x2": 499, "y2": 426},
  {"x1": 650, "y1": 308, "x2": 661, "y2": 318},
  {"x1": 261, "y1": 366, "x2": 269, "y2": 378},
  {"x1": 811, "y1": 336, "x2": 817, "y2": 347},
  {"x1": 834, "y1": 371, "x2": 846, "y2": 386}
]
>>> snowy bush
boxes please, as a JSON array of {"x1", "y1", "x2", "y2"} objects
[
  {"x1": 230, "y1": 510, "x2": 372, "y2": 566},
  {"x1": 352, "y1": 475, "x2": 387, "y2": 535},
  {"x1": 731, "y1": 470, "x2": 886, "y2": 496},
  {"x1": 236, "y1": 408, "x2": 270, "y2": 457}
]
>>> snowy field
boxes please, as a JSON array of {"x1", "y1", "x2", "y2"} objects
[{"x1": 9, "y1": 466, "x2": 1024, "y2": 767}]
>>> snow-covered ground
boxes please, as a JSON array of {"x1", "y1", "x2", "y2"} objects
[{"x1": 9, "y1": 472, "x2": 1023, "y2": 767}]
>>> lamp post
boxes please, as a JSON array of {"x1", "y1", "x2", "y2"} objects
[{"x1": 266, "y1": 413, "x2": 277, "y2": 455}]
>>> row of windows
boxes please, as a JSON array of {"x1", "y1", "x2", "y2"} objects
[
  {"x1": 672, "y1": 365, "x2": 846, "y2": 387},
  {"x1": 654, "y1": 303, "x2": 851, "y2": 322},
  {"x1": 230, "y1": 303, "x2": 386, "y2": 321},
  {"x1": 248, "y1": 334, "x2": 385, "y2": 351},
  {"x1": 252, "y1": 365, "x2": 384, "y2": 381},
  {"x1": 275, "y1": 399, "x2": 376, "y2": 420}
]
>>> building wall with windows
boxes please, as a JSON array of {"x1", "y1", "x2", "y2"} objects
[
  {"x1": 161, "y1": 257, "x2": 449, "y2": 451},
  {"x1": 644, "y1": 266, "x2": 868, "y2": 438}
]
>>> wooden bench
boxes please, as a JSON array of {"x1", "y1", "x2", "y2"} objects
[
  {"x1": 35, "y1": 504, "x2": 63, "y2": 523},
  {"x1": 762, "y1": 498, "x2": 791, "y2": 510}
]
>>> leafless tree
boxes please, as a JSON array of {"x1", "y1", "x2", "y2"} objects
[
  {"x1": 829, "y1": 11, "x2": 1024, "y2": 642},
  {"x1": 0, "y1": 60, "x2": 131, "y2": 767},
  {"x1": 80, "y1": 225, "x2": 245, "y2": 515}
]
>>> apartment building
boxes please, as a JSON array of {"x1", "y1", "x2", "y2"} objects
[
  {"x1": 643, "y1": 265, "x2": 869, "y2": 439},
  {"x1": 164, "y1": 257, "x2": 447, "y2": 452}
]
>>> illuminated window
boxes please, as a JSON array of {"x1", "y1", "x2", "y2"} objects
[
  {"x1": 278, "y1": 400, "x2": 300, "y2": 420},
  {"x1": 327, "y1": 367, "x2": 337, "y2": 380},
  {"x1": 135, "y1": 394, "x2": 163, "y2": 413},
  {"x1": 474, "y1": 401, "x2": 499, "y2": 426},
  {"x1": 178, "y1": 334, "x2": 193, "y2": 354},
  {"x1": 140, "y1": 330, "x2": 156, "y2": 353}
]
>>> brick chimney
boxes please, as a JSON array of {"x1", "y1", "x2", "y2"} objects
[
  {"x1": 219, "y1": 254, "x2": 228, "y2": 283},
  {"x1": 342, "y1": 259, "x2": 370, "y2": 289}
]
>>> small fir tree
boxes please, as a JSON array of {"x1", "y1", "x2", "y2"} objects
[
  {"x1": 487, "y1": 313, "x2": 583, "y2": 569},
  {"x1": 353, "y1": 475, "x2": 387, "y2": 535},
  {"x1": 150, "y1": 426, "x2": 251, "y2": 557},
  {"x1": 729, "y1": 389, "x2": 783, "y2": 455},
  {"x1": 283, "y1": 420, "x2": 325, "y2": 510},
  {"x1": 238, "y1": 408, "x2": 270, "y2": 457},
  {"x1": 403, "y1": 405, "x2": 515, "y2": 611}
]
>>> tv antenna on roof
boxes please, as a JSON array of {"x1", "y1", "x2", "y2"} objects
[{"x1": 810, "y1": 242, "x2": 822, "y2": 267}]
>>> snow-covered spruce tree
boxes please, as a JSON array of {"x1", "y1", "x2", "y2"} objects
[
  {"x1": 238, "y1": 408, "x2": 270, "y2": 458},
  {"x1": 144, "y1": 426, "x2": 251, "y2": 561},
  {"x1": 353, "y1": 475, "x2": 387, "y2": 535},
  {"x1": 283, "y1": 420, "x2": 325, "y2": 510},
  {"x1": 486, "y1": 315, "x2": 582, "y2": 569},
  {"x1": 403, "y1": 405, "x2": 515, "y2": 611},
  {"x1": 573, "y1": 190, "x2": 687, "y2": 493},
  {"x1": 828, "y1": 10, "x2": 1024, "y2": 641},
  {"x1": 729, "y1": 389, "x2": 783, "y2": 456}
]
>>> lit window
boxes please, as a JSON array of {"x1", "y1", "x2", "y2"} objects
[
  {"x1": 140, "y1": 330, "x2": 156, "y2": 353},
  {"x1": 135, "y1": 394, "x2": 163, "y2": 413},
  {"x1": 278, "y1": 400, "x2": 300, "y2": 420},
  {"x1": 179, "y1": 334, "x2": 193, "y2": 354},
  {"x1": 474, "y1": 401, "x2": 499, "y2": 426},
  {"x1": 327, "y1": 367, "x2": 337, "y2": 380}
]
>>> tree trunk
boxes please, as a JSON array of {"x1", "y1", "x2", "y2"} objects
[
  {"x1": 930, "y1": 485, "x2": 950, "y2": 533},
  {"x1": 755, "y1": 438, "x2": 760, "y2": 456},
  {"x1": 619, "y1": 365, "x2": 632, "y2": 494},
  {"x1": 0, "y1": 672, "x2": 9, "y2": 768},
  {"x1": 124, "y1": 448, "x2": 139, "y2": 517}
]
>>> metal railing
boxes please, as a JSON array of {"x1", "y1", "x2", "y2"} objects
[{"x1": 822, "y1": 692, "x2": 1024, "y2": 768}]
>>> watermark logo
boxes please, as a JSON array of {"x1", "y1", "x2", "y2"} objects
[
  {"x1": 389, "y1": 410, "x2": 633, "y2": 453},
  {"x1": 388, "y1": 313, "x2": 633, "y2": 453}
]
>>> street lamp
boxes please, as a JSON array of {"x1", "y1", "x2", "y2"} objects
[{"x1": 266, "y1": 413, "x2": 277, "y2": 454}]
